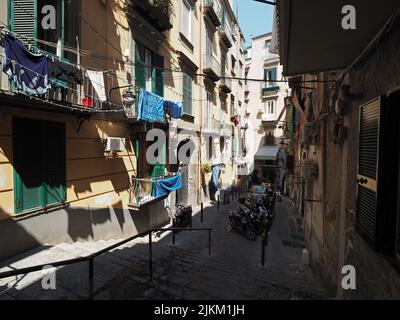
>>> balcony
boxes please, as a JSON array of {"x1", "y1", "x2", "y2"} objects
[
  {"x1": 203, "y1": 54, "x2": 221, "y2": 81},
  {"x1": 261, "y1": 81, "x2": 280, "y2": 97},
  {"x1": 218, "y1": 22, "x2": 233, "y2": 48},
  {"x1": 128, "y1": 173, "x2": 181, "y2": 210},
  {"x1": 211, "y1": 118, "x2": 223, "y2": 132},
  {"x1": 0, "y1": 56, "x2": 128, "y2": 116},
  {"x1": 129, "y1": 0, "x2": 173, "y2": 32},
  {"x1": 262, "y1": 113, "x2": 277, "y2": 122},
  {"x1": 264, "y1": 51, "x2": 279, "y2": 62},
  {"x1": 203, "y1": 0, "x2": 222, "y2": 26},
  {"x1": 219, "y1": 73, "x2": 232, "y2": 93}
]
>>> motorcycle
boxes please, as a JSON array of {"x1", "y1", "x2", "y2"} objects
[
  {"x1": 229, "y1": 206, "x2": 258, "y2": 241},
  {"x1": 174, "y1": 204, "x2": 192, "y2": 229}
]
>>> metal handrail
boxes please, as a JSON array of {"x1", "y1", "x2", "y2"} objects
[{"x1": 0, "y1": 226, "x2": 213, "y2": 299}]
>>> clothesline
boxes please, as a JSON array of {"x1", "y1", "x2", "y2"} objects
[
  {"x1": 0, "y1": 52, "x2": 104, "y2": 104},
  {"x1": 132, "y1": 172, "x2": 182, "y2": 182}
]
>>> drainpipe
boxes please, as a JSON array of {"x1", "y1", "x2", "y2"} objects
[{"x1": 198, "y1": 2, "x2": 204, "y2": 205}]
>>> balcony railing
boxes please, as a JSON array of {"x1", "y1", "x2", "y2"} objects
[
  {"x1": 219, "y1": 73, "x2": 232, "y2": 93},
  {"x1": 211, "y1": 118, "x2": 223, "y2": 132},
  {"x1": 0, "y1": 56, "x2": 127, "y2": 114},
  {"x1": 264, "y1": 51, "x2": 279, "y2": 61},
  {"x1": 203, "y1": 0, "x2": 222, "y2": 26},
  {"x1": 203, "y1": 54, "x2": 220, "y2": 81},
  {"x1": 130, "y1": 0, "x2": 173, "y2": 32},
  {"x1": 218, "y1": 21, "x2": 233, "y2": 48},
  {"x1": 261, "y1": 81, "x2": 280, "y2": 96},
  {"x1": 262, "y1": 113, "x2": 277, "y2": 122},
  {"x1": 128, "y1": 173, "x2": 180, "y2": 210}
]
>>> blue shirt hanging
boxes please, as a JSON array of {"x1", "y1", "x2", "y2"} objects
[
  {"x1": 2, "y1": 34, "x2": 51, "y2": 95},
  {"x1": 152, "y1": 174, "x2": 183, "y2": 198},
  {"x1": 164, "y1": 99, "x2": 183, "y2": 119},
  {"x1": 137, "y1": 89, "x2": 165, "y2": 123}
]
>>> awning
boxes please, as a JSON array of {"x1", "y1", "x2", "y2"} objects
[
  {"x1": 254, "y1": 146, "x2": 280, "y2": 161},
  {"x1": 276, "y1": 0, "x2": 400, "y2": 76}
]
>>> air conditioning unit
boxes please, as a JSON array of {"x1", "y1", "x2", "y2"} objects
[{"x1": 104, "y1": 137, "x2": 126, "y2": 152}]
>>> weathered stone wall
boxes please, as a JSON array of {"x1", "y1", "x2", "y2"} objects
[{"x1": 305, "y1": 20, "x2": 400, "y2": 299}]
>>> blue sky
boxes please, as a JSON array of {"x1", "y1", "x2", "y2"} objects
[{"x1": 234, "y1": 0, "x2": 274, "y2": 46}]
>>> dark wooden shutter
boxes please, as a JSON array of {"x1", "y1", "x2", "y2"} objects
[
  {"x1": 153, "y1": 53, "x2": 164, "y2": 97},
  {"x1": 356, "y1": 99, "x2": 380, "y2": 249},
  {"x1": 43, "y1": 120, "x2": 66, "y2": 205},
  {"x1": 135, "y1": 42, "x2": 146, "y2": 89},
  {"x1": 13, "y1": 117, "x2": 43, "y2": 213}
]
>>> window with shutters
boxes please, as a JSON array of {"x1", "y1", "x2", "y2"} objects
[
  {"x1": 135, "y1": 41, "x2": 164, "y2": 97},
  {"x1": 182, "y1": 73, "x2": 192, "y2": 115},
  {"x1": 181, "y1": 0, "x2": 193, "y2": 43},
  {"x1": 8, "y1": 0, "x2": 80, "y2": 62},
  {"x1": 264, "y1": 67, "x2": 277, "y2": 88},
  {"x1": 13, "y1": 117, "x2": 66, "y2": 214}
]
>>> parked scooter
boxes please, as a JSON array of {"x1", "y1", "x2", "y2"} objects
[{"x1": 229, "y1": 206, "x2": 258, "y2": 241}]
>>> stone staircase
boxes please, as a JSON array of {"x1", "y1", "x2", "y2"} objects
[{"x1": 0, "y1": 200, "x2": 330, "y2": 300}]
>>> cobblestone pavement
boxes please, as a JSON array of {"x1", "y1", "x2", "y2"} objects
[{"x1": 0, "y1": 197, "x2": 330, "y2": 300}]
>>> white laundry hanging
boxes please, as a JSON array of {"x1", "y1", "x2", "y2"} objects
[{"x1": 86, "y1": 70, "x2": 107, "y2": 102}]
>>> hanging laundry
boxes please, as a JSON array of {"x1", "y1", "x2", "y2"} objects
[
  {"x1": 164, "y1": 99, "x2": 183, "y2": 119},
  {"x1": 137, "y1": 89, "x2": 165, "y2": 123},
  {"x1": 49, "y1": 59, "x2": 83, "y2": 85},
  {"x1": 210, "y1": 164, "x2": 222, "y2": 193},
  {"x1": 152, "y1": 174, "x2": 183, "y2": 198},
  {"x1": 2, "y1": 34, "x2": 51, "y2": 95},
  {"x1": 86, "y1": 70, "x2": 107, "y2": 102}
]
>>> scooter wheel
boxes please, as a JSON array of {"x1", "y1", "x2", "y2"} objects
[{"x1": 245, "y1": 224, "x2": 258, "y2": 241}]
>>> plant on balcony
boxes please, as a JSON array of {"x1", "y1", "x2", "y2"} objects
[{"x1": 201, "y1": 163, "x2": 211, "y2": 173}]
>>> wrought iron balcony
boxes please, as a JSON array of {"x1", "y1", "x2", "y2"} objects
[
  {"x1": 203, "y1": 54, "x2": 220, "y2": 81},
  {"x1": 203, "y1": 0, "x2": 222, "y2": 26},
  {"x1": 0, "y1": 55, "x2": 127, "y2": 115},
  {"x1": 128, "y1": 172, "x2": 180, "y2": 210},
  {"x1": 129, "y1": 0, "x2": 173, "y2": 32},
  {"x1": 264, "y1": 51, "x2": 279, "y2": 62},
  {"x1": 219, "y1": 73, "x2": 232, "y2": 93},
  {"x1": 261, "y1": 81, "x2": 280, "y2": 96},
  {"x1": 218, "y1": 21, "x2": 233, "y2": 48},
  {"x1": 211, "y1": 118, "x2": 223, "y2": 132},
  {"x1": 262, "y1": 113, "x2": 277, "y2": 122}
]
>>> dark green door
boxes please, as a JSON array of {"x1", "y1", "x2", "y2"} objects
[
  {"x1": 13, "y1": 118, "x2": 66, "y2": 214},
  {"x1": 13, "y1": 118, "x2": 43, "y2": 212}
]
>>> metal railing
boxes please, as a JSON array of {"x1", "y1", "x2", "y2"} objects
[
  {"x1": 0, "y1": 55, "x2": 125, "y2": 112},
  {"x1": 211, "y1": 118, "x2": 222, "y2": 131},
  {"x1": 0, "y1": 226, "x2": 213, "y2": 300},
  {"x1": 264, "y1": 51, "x2": 279, "y2": 61},
  {"x1": 219, "y1": 20, "x2": 233, "y2": 46},
  {"x1": 128, "y1": 173, "x2": 181, "y2": 207},
  {"x1": 261, "y1": 81, "x2": 280, "y2": 95},
  {"x1": 203, "y1": 53, "x2": 221, "y2": 76},
  {"x1": 203, "y1": 0, "x2": 222, "y2": 21},
  {"x1": 220, "y1": 73, "x2": 232, "y2": 91}
]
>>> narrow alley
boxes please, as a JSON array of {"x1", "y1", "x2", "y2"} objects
[{"x1": 0, "y1": 197, "x2": 329, "y2": 300}]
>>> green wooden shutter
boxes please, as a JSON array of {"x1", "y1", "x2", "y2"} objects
[
  {"x1": 271, "y1": 68, "x2": 277, "y2": 86},
  {"x1": 13, "y1": 118, "x2": 44, "y2": 213},
  {"x1": 13, "y1": 118, "x2": 66, "y2": 214},
  {"x1": 152, "y1": 53, "x2": 164, "y2": 97},
  {"x1": 150, "y1": 139, "x2": 166, "y2": 178},
  {"x1": 43, "y1": 121, "x2": 66, "y2": 205},
  {"x1": 135, "y1": 42, "x2": 146, "y2": 89},
  {"x1": 183, "y1": 73, "x2": 192, "y2": 115},
  {"x1": 9, "y1": 0, "x2": 37, "y2": 45}
]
